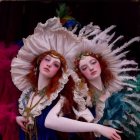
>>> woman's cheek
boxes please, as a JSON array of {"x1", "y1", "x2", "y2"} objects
[
  {"x1": 53, "y1": 68, "x2": 59, "y2": 75},
  {"x1": 82, "y1": 71, "x2": 89, "y2": 78}
]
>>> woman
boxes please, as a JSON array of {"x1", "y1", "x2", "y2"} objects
[
  {"x1": 69, "y1": 22, "x2": 140, "y2": 139},
  {"x1": 11, "y1": 17, "x2": 122, "y2": 140}
]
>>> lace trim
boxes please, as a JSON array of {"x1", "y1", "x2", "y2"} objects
[
  {"x1": 19, "y1": 71, "x2": 69, "y2": 118},
  {"x1": 70, "y1": 70, "x2": 92, "y2": 111},
  {"x1": 94, "y1": 100, "x2": 105, "y2": 123}
]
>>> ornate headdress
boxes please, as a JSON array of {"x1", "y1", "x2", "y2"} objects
[
  {"x1": 11, "y1": 16, "x2": 139, "y2": 107},
  {"x1": 68, "y1": 22, "x2": 140, "y2": 94},
  {"x1": 67, "y1": 20, "x2": 140, "y2": 137},
  {"x1": 11, "y1": 17, "x2": 81, "y2": 91}
]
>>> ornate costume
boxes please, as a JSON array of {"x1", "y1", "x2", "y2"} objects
[
  {"x1": 10, "y1": 16, "x2": 140, "y2": 140},
  {"x1": 11, "y1": 17, "x2": 80, "y2": 140},
  {"x1": 66, "y1": 20, "x2": 140, "y2": 139}
]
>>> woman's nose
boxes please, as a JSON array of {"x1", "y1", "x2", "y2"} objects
[
  {"x1": 46, "y1": 63, "x2": 51, "y2": 68},
  {"x1": 89, "y1": 65, "x2": 94, "y2": 71}
]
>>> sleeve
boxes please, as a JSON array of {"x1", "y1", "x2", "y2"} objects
[{"x1": 99, "y1": 90, "x2": 140, "y2": 140}]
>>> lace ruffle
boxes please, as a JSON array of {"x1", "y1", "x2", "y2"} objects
[
  {"x1": 94, "y1": 100, "x2": 105, "y2": 123},
  {"x1": 11, "y1": 17, "x2": 83, "y2": 91},
  {"x1": 19, "y1": 71, "x2": 70, "y2": 118},
  {"x1": 70, "y1": 70, "x2": 92, "y2": 111}
]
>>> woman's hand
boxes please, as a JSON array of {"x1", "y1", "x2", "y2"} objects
[
  {"x1": 95, "y1": 124, "x2": 122, "y2": 140},
  {"x1": 16, "y1": 116, "x2": 28, "y2": 132}
]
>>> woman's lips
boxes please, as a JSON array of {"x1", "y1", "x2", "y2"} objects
[
  {"x1": 44, "y1": 68, "x2": 50, "y2": 72},
  {"x1": 91, "y1": 71, "x2": 96, "y2": 75}
]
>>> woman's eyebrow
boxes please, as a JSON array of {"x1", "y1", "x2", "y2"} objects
[
  {"x1": 80, "y1": 64, "x2": 87, "y2": 68},
  {"x1": 90, "y1": 59, "x2": 96, "y2": 62},
  {"x1": 54, "y1": 61, "x2": 60, "y2": 64}
]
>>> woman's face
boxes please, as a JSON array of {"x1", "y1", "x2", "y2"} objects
[
  {"x1": 79, "y1": 56, "x2": 101, "y2": 80},
  {"x1": 39, "y1": 55, "x2": 61, "y2": 79}
]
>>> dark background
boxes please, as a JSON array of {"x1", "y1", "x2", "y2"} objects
[
  {"x1": 0, "y1": 1, "x2": 139, "y2": 140},
  {"x1": 0, "y1": 0, "x2": 140, "y2": 65}
]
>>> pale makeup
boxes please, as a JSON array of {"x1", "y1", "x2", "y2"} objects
[
  {"x1": 38, "y1": 55, "x2": 61, "y2": 90},
  {"x1": 79, "y1": 56, "x2": 101, "y2": 80},
  {"x1": 79, "y1": 56, "x2": 103, "y2": 90},
  {"x1": 26, "y1": 55, "x2": 61, "y2": 119},
  {"x1": 39, "y1": 55, "x2": 61, "y2": 78}
]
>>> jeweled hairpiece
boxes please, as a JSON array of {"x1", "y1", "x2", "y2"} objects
[{"x1": 74, "y1": 51, "x2": 99, "y2": 72}]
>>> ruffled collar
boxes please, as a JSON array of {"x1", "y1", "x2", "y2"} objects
[{"x1": 18, "y1": 70, "x2": 69, "y2": 118}]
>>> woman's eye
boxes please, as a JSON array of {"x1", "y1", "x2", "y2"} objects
[
  {"x1": 81, "y1": 67, "x2": 87, "y2": 71},
  {"x1": 45, "y1": 58, "x2": 50, "y2": 61},
  {"x1": 54, "y1": 63, "x2": 60, "y2": 68},
  {"x1": 91, "y1": 61, "x2": 96, "y2": 65}
]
